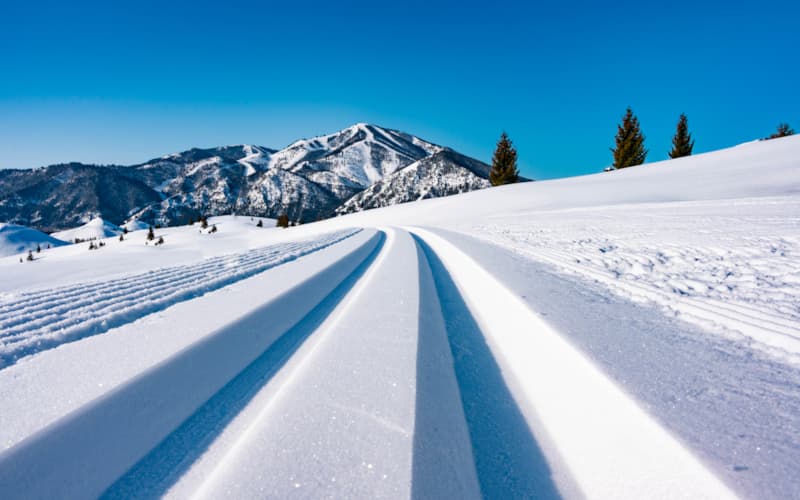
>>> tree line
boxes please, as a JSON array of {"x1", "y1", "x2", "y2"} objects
[{"x1": 489, "y1": 113, "x2": 795, "y2": 183}]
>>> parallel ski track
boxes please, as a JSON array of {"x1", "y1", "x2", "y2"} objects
[{"x1": 0, "y1": 229, "x2": 383, "y2": 499}]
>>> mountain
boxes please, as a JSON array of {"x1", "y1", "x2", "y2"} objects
[
  {"x1": 335, "y1": 149, "x2": 492, "y2": 215},
  {"x1": 0, "y1": 124, "x2": 498, "y2": 231},
  {"x1": 0, "y1": 163, "x2": 162, "y2": 233}
]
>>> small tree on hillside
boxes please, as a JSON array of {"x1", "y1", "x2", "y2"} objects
[
  {"x1": 767, "y1": 123, "x2": 795, "y2": 139},
  {"x1": 668, "y1": 113, "x2": 694, "y2": 159},
  {"x1": 147, "y1": 226, "x2": 155, "y2": 241},
  {"x1": 611, "y1": 107, "x2": 648, "y2": 168},
  {"x1": 276, "y1": 214, "x2": 290, "y2": 228},
  {"x1": 489, "y1": 132, "x2": 520, "y2": 186}
]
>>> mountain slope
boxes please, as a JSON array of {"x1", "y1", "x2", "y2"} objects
[
  {"x1": 0, "y1": 125, "x2": 492, "y2": 230},
  {"x1": 0, "y1": 163, "x2": 163, "y2": 233},
  {"x1": 335, "y1": 149, "x2": 492, "y2": 215}
]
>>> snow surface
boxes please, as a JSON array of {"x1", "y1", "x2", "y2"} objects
[
  {"x1": 0, "y1": 223, "x2": 68, "y2": 257},
  {"x1": 0, "y1": 135, "x2": 798, "y2": 499}
]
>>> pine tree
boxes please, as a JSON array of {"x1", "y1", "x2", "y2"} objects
[
  {"x1": 768, "y1": 123, "x2": 795, "y2": 139},
  {"x1": 668, "y1": 113, "x2": 694, "y2": 159},
  {"x1": 489, "y1": 132, "x2": 520, "y2": 186},
  {"x1": 147, "y1": 226, "x2": 155, "y2": 241},
  {"x1": 611, "y1": 107, "x2": 648, "y2": 168},
  {"x1": 276, "y1": 214, "x2": 290, "y2": 228}
]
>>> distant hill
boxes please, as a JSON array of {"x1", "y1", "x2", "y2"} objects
[{"x1": 0, "y1": 223, "x2": 68, "y2": 257}]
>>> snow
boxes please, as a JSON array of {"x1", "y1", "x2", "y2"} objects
[
  {"x1": 0, "y1": 223, "x2": 68, "y2": 258},
  {"x1": 0, "y1": 135, "x2": 798, "y2": 498},
  {"x1": 122, "y1": 218, "x2": 150, "y2": 232},
  {"x1": 412, "y1": 227, "x2": 735, "y2": 499},
  {"x1": 51, "y1": 217, "x2": 123, "y2": 242}
]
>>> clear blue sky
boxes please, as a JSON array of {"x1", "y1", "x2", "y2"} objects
[{"x1": 1, "y1": 0, "x2": 797, "y2": 179}]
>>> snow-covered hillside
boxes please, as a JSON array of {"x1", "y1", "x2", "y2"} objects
[
  {"x1": 335, "y1": 149, "x2": 493, "y2": 215},
  {"x1": 0, "y1": 135, "x2": 798, "y2": 499},
  {"x1": 51, "y1": 217, "x2": 123, "y2": 242},
  {"x1": 0, "y1": 223, "x2": 68, "y2": 257}
]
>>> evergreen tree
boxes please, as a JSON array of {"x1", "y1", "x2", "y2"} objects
[
  {"x1": 489, "y1": 132, "x2": 520, "y2": 186},
  {"x1": 276, "y1": 214, "x2": 290, "y2": 228},
  {"x1": 668, "y1": 113, "x2": 694, "y2": 158},
  {"x1": 768, "y1": 123, "x2": 795, "y2": 139},
  {"x1": 611, "y1": 107, "x2": 648, "y2": 168},
  {"x1": 147, "y1": 226, "x2": 155, "y2": 241}
]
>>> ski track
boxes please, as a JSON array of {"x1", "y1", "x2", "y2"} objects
[
  {"x1": 0, "y1": 229, "x2": 360, "y2": 369},
  {"x1": 0, "y1": 226, "x2": 768, "y2": 499}
]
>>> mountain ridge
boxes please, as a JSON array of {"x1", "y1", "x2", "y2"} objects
[{"x1": 0, "y1": 124, "x2": 499, "y2": 232}]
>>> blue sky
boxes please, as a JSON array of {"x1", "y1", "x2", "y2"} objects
[{"x1": 1, "y1": 0, "x2": 797, "y2": 179}]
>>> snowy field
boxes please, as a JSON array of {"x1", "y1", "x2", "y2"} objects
[{"x1": 0, "y1": 136, "x2": 798, "y2": 499}]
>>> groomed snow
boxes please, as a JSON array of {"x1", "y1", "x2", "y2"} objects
[{"x1": 0, "y1": 135, "x2": 798, "y2": 499}]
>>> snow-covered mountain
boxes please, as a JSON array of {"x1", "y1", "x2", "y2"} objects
[
  {"x1": 335, "y1": 149, "x2": 492, "y2": 215},
  {"x1": 0, "y1": 124, "x2": 494, "y2": 231}
]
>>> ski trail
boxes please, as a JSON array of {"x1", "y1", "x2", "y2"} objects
[
  {"x1": 0, "y1": 229, "x2": 359, "y2": 369},
  {"x1": 409, "y1": 227, "x2": 738, "y2": 500},
  {"x1": 179, "y1": 228, "x2": 481, "y2": 499},
  {"x1": 0, "y1": 230, "x2": 382, "y2": 499}
]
